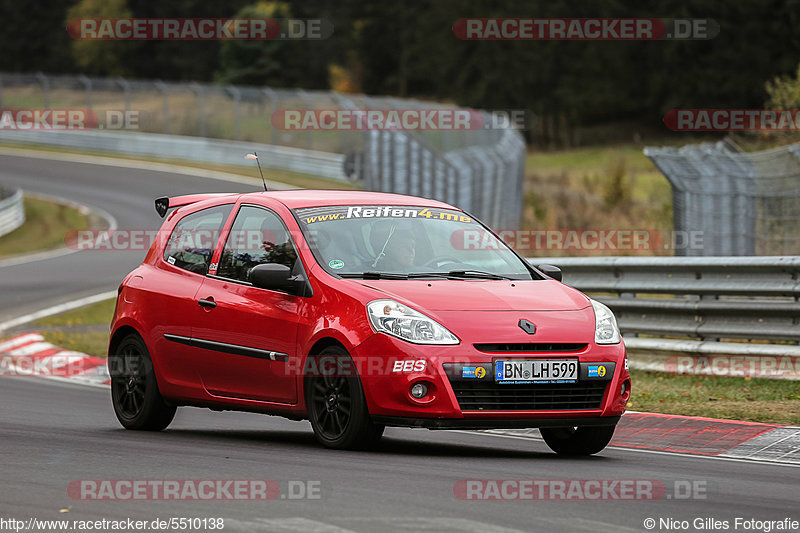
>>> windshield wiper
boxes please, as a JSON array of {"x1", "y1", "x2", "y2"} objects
[
  {"x1": 339, "y1": 271, "x2": 409, "y2": 280},
  {"x1": 340, "y1": 270, "x2": 512, "y2": 280},
  {"x1": 407, "y1": 270, "x2": 512, "y2": 280},
  {"x1": 446, "y1": 270, "x2": 512, "y2": 280}
]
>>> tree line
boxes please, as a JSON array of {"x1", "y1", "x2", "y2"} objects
[{"x1": 2, "y1": 0, "x2": 799, "y2": 146}]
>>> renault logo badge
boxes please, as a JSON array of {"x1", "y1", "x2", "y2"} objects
[{"x1": 518, "y1": 319, "x2": 536, "y2": 334}]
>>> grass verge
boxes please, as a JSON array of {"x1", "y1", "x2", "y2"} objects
[
  {"x1": 39, "y1": 330, "x2": 110, "y2": 359},
  {"x1": 0, "y1": 196, "x2": 91, "y2": 258},
  {"x1": 628, "y1": 368, "x2": 800, "y2": 425},
  {"x1": 33, "y1": 298, "x2": 116, "y2": 357},
  {"x1": 34, "y1": 298, "x2": 117, "y2": 328},
  {"x1": 524, "y1": 143, "x2": 674, "y2": 256}
]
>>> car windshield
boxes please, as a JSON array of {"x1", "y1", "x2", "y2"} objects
[{"x1": 294, "y1": 205, "x2": 534, "y2": 279}]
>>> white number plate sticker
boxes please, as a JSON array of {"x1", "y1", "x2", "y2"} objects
[{"x1": 495, "y1": 359, "x2": 578, "y2": 384}]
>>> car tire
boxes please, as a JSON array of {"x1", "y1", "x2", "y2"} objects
[
  {"x1": 109, "y1": 333, "x2": 176, "y2": 431},
  {"x1": 305, "y1": 346, "x2": 384, "y2": 450},
  {"x1": 540, "y1": 425, "x2": 616, "y2": 456}
]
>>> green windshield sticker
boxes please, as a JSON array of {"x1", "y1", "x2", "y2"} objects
[{"x1": 328, "y1": 259, "x2": 345, "y2": 269}]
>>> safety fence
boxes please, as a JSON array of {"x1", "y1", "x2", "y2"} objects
[
  {"x1": 645, "y1": 140, "x2": 800, "y2": 256},
  {"x1": 0, "y1": 72, "x2": 525, "y2": 228}
]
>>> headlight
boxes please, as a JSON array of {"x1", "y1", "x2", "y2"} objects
[
  {"x1": 367, "y1": 299, "x2": 459, "y2": 345},
  {"x1": 591, "y1": 299, "x2": 621, "y2": 344}
]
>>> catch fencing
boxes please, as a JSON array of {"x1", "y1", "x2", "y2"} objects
[
  {"x1": 0, "y1": 72, "x2": 525, "y2": 228},
  {"x1": 644, "y1": 140, "x2": 800, "y2": 256}
]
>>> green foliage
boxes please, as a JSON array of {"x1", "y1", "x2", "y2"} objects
[
  {"x1": 766, "y1": 63, "x2": 800, "y2": 108},
  {"x1": 216, "y1": 2, "x2": 329, "y2": 88},
  {"x1": 5, "y1": 0, "x2": 800, "y2": 144},
  {"x1": 0, "y1": 0, "x2": 76, "y2": 73},
  {"x1": 67, "y1": 0, "x2": 133, "y2": 76},
  {"x1": 602, "y1": 158, "x2": 628, "y2": 208}
]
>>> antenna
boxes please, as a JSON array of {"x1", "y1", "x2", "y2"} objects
[{"x1": 245, "y1": 152, "x2": 268, "y2": 191}]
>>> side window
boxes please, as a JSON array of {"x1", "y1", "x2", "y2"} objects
[
  {"x1": 163, "y1": 204, "x2": 232, "y2": 275},
  {"x1": 217, "y1": 205, "x2": 299, "y2": 283}
]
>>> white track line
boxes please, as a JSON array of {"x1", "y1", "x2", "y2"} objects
[{"x1": 0, "y1": 290, "x2": 117, "y2": 333}]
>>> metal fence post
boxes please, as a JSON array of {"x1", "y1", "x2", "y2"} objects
[
  {"x1": 296, "y1": 89, "x2": 312, "y2": 151},
  {"x1": 227, "y1": 85, "x2": 241, "y2": 141},
  {"x1": 78, "y1": 75, "x2": 92, "y2": 110},
  {"x1": 190, "y1": 83, "x2": 206, "y2": 138},
  {"x1": 155, "y1": 81, "x2": 169, "y2": 134},
  {"x1": 116, "y1": 77, "x2": 130, "y2": 116},
  {"x1": 262, "y1": 88, "x2": 276, "y2": 145},
  {"x1": 35, "y1": 72, "x2": 50, "y2": 108}
]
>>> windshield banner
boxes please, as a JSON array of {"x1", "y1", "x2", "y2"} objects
[{"x1": 296, "y1": 205, "x2": 472, "y2": 225}]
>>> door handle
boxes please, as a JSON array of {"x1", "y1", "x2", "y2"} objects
[{"x1": 198, "y1": 298, "x2": 217, "y2": 309}]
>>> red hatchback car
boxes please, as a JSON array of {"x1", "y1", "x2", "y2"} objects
[{"x1": 109, "y1": 190, "x2": 630, "y2": 455}]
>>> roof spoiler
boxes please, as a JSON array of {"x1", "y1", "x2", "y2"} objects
[{"x1": 155, "y1": 193, "x2": 236, "y2": 218}]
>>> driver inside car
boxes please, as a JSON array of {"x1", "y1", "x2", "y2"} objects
[{"x1": 372, "y1": 226, "x2": 416, "y2": 272}]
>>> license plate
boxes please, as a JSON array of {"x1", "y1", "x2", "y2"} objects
[{"x1": 495, "y1": 359, "x2": 578, "y2": 384}]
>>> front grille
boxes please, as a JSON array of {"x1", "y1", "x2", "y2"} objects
[
  {"x1": 448, "y1": 380, "x2": 607, "y2": 411},
  {"x1": 474, "y1": 343, "x2": 587, "y2": 353}
]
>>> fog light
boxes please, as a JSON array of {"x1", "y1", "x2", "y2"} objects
[
  {"x1": 410, "y1": 382, "x2": 428, "y2": 399},
  {"x1": 620, "y1": 381, "x2": 627, "y2": 395}
]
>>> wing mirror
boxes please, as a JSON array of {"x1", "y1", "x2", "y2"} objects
[
  {"x1": 249, "y1": 263, "x2": 307, "y2": 295},
  {"x1": 537, "y1": 264, "x2": 562, "y2": 282}
]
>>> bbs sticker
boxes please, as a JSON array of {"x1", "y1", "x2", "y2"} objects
[{"x1": 392, "y1": 360, "x2": 426, "y2": 372}]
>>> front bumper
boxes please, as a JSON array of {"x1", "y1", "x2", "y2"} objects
[
  {"x1": 352, "y1": 332, "x2": 631, "y2": 422},
  {"x1": 372, "y1": 415, "x2": 621, "y2": 430}
]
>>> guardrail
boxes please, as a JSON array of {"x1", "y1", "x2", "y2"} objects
[
  {"x1": 0, "y1": 188, "x2": 24, "y2": 238},
  {"x1": 0, "y1": 130, "x2": 346, "y2": 181},
  {"x1": 530, "y1": 256, "x2": 800, "y2": 377}
]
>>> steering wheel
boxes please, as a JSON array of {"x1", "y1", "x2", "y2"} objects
[{"x1": 422, "y1": 256, "x2": 470, "y2": 269}]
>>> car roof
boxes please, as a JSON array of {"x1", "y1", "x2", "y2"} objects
[{"x1": 244, "y1": 190, "x2": 458, "y2": 210}]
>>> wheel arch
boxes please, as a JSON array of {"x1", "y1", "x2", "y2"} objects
[
  {"x1": 108, "y1": 325, "x2": 142, "y2": 355},
  {"x1": 298, "y1": 336, "x2": 351, "y2": 412},
  {"x1": 308, "y1": 336, "x2": 349, "y2": 357}
]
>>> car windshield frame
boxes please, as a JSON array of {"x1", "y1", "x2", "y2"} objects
[{"x1": 291, "y1": 204, "x2": 541, "y2": 281}]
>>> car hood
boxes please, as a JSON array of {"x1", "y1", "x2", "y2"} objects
[{"x1": 349, "y1": 279, "x2": 590, "y2": 312}]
